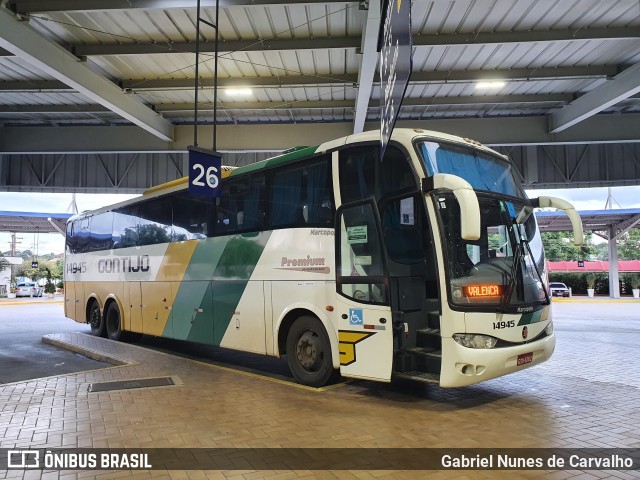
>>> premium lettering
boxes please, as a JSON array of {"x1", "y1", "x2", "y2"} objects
[{"x1": 281, "y1": 255, "x2": 325, "y2": 267}]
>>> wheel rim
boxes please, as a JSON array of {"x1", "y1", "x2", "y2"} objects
[
  {"x1": 89, "y1": 305, "x2": 101, "y2": 329},
  {"x1": 295, "y1": 330, "x2": 322, "y2": 372}
]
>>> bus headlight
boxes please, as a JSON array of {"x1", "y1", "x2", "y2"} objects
[
  {"x1": 453, "y1": 334, "x2": 498, "y2": 349},
  {"x1": 545, "y1": 321, "x2": 554, "y2": 335}
]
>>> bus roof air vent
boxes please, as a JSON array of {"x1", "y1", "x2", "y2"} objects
[
  {"x1": 283, "y1": 146, "x2": 310, "y2": 154},
  {"x1": 463, "y1": 137, "x2": 483, "y2": 147}
]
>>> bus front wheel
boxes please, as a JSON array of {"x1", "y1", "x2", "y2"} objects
[
  {"x1": 88, "y1": 301, "x2": 105, "y2": 337},
  {"x1": 105, "y1": 302, "x2": 123, "y2": 341},
  {"x1": 286, "y1": 316, "x2": 336, "y2": 388}
]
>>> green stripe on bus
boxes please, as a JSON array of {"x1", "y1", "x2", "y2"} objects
[
  {"x1": 518, "y1": 310, "x2": 543, "y2": 326},
  {"x1": 230, "y1": 145, "x2": 320, "y2": 177},
  {"x1": 167, "y1": 233, "x2": 271, "y2": 345}
]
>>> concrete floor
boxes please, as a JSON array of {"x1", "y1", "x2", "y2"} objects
[
  {"x1": 0, "y1": 299, "x2": 638, "y2": 479},
  {"x1": 0, "y1": 301, "x2": 107, "y2": 384}
]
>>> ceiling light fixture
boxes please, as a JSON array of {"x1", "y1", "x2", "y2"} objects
[
  {"x1": 476, "y1": 81, "x2": 506, "y2": 90},
  {"x1": 226, "y1": 88, "x2": 253, "y2": 96}
]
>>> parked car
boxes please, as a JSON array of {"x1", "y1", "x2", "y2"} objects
[
  {"x1": 15, "y1": 282, "x2": 43, "y2": 297},
  {"x1": 549, "y1": 282, "x2": 570, "y2": 297}
]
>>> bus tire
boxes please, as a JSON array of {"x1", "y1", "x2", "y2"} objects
[
  {"x1": 105, "y1": 302, "x2": 123, "y2": 341},
  {"x1": 286, "y1": 315, "x2": 336, "y2": 388},
  {"x1": 88, "y1": 300, "x2": 105, "y2": 337}
]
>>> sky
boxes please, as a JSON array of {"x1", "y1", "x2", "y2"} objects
[{"x1": 1, "y1": 185, "x2": 639, "y2": 256}]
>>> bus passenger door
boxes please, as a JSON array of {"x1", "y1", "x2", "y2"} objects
[{"x1": 335, "y1": 199, "x2": 393, "y2": 382}]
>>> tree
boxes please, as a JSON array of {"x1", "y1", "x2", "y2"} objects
[
  {"x1": 16, "y1": 259, "x2": 58, "y2": 282},
  {"x1": 541, "y1": 231, "x2": 596, "y2": 261},
  {"x1": 617, "y1": 229, "x2": 640, "y2": 261},
  {"x1": 44, "y1": 267, "x2": 56, "y2": 295}
]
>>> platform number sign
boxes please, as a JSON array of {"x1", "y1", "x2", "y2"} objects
[{"x1": 188, "y1": 146, "x2": 222, "y2": 197}]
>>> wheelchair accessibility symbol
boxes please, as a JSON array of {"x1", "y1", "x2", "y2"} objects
[{"x1": 349, "y1": 308, "x2": 363, "y2": 325}]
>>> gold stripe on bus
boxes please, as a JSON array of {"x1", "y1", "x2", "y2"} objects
[
  {"x1": 141, "y1": 241, "x2": 199, "y2": 337},
  {"x1": 156, "y1": 240, "x2": 199, "y2": 282}
]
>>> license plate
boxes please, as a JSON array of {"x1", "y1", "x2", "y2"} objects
[{"x1": 517, "y1": 352, "x2": 533, "y2": 366}]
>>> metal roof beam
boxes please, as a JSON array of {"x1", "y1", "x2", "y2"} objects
[
  {"x1": 73, "y1": 37, "x2": 360, "y2": 57},
  {"x1": 410, "y1": 65, "x2": 621, "y2": 83},
  {"x1": 413, "y1": 27, "x2": 640, "y2": 47},
  {"x1": 152, "y1": 94, "x2": 574, "y2": 112},
  {"x1": 0, "y1": 94, "x2": 576, "y2": 115},
  {"x1": 2, "y1": 114, "x2": 640, "y2": 154},
  {"x1": 0, "y1": 66, "x2": 620, "y2": 92},
  {"x1": 123, "y1": 74, "x2": 359, "y2": 90},
  {"x1": 610, "y1": 213, "x2": 640, "y2": 241},
  {"x1": 12, "y1": 0, "x2": 348, "y2": 14},
  {"x1": 0, "y1": 79, "x2": 71, "y2": 90},
  {"x1": 66, "y1": 28, "x2": 640, "y2": 57},
  {"x1": 0, "y1": 104, "x2": 111, "y2": 113},
  {"x1": 353, "y1": 0, "x2": 380, "y2": 134},
  {"x1": 550, "y1": 63, "x2": 640, "y2": 133},
  {"x1": 0, "y1": 6, "x2": 173, "y2": 141}
]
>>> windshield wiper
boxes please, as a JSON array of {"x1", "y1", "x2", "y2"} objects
[
  {"x1": 501, "y1": 232, "x2": 524, "y2": 311},
  {"x1": 522, "y1": 236, "x2": 550, "y2": 306},
  {"x1": 501, "y1": 204, "x2": 550, "y2": 310}
]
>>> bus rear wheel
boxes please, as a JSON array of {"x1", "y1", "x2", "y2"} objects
[
  {"x1": 105, "y1": 302, "x2": 123, "y2": 341},
  {"x1": 88, "y1": 301, "x2": 105, "y2": 337},
  {"x1": 286, "y1": 316, "x2": 336, "y2": 388}
]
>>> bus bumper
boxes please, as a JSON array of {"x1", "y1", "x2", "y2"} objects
[{"x1": 439, "y1": 333, "x2": 555, "y2": 388}]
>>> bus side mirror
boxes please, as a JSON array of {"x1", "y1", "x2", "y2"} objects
[
  {"x1": 534, "y1": 196, "x2": 584, "y2": 246},
  {"x1": 422, "y1": 174, "x2": 481, "y2": 241}
]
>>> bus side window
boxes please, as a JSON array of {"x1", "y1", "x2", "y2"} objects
[
  {"x1": 215, "y1": 174, "x2": 265, "y2": 235},
  {"x1": 339, "y1": 147, "x2": 377, "y2": 204},
  {"x1": 380, "y1": 145, "x2": 416, "y2": 197},
  {"x1": 75, "y1": 218, "x2": 90, "y2": 253},
  {"x1": 138, "y1": 197, "x2": 172, "y2": 246},
  {"x1": 113, "y1": 206, "x2": 139, "y2": 249},
  {"x1": 66, "y1": 221, "x2": 76, "y2": 254},
  {"x1": 304, "y1": 160, "x2": 333, "y2": 226},
  {"x1": 269, "y1": 166, "x2": 305, "y2": 228},
  {"x1": 268, "y1": 157, "x2": 332, "y2": 229},
  {"x1": 88, "y1": 212, "x2": 114, "y2": 251},
  {"x1": 172, "y1": 192, "x2": 214, "y2": 239}
]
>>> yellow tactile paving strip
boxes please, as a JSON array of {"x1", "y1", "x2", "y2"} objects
[{"x1": 1, "y1": 332, "x2": 639, "y2": 480}]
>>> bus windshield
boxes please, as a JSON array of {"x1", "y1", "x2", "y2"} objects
[
  {"x1": 435, "y1": 192, "x2": 548, "y2": 312},
  {"x1": 418, "y1": 140, "x2": 525, "y2": 198}
]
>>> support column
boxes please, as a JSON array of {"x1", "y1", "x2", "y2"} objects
[{"x1": 608, "y1": 226, "x2": 620, "y2": 298}]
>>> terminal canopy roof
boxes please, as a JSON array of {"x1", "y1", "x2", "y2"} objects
[
  {"x1": 0, "y1": 211, "x2": 72, "y2": 234},
  {"x1": 535, "y1": 208, "x2": 640, "y2": 235}
]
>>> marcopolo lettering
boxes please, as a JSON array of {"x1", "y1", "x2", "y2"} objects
[{"x1": 98, "y1": 255, "x2": 150, "y2": 274}]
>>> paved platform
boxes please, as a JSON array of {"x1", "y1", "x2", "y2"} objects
[{"x1": 1, "y1": 302, "x2": 640, "y2": 479}]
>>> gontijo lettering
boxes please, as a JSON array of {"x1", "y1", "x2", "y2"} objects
[{"x1": 98, "y1": 255, "x2": 150, "y2": 273}]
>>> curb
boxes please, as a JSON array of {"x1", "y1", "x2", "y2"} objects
[
  {"x1": 0, "y1": 300, "x2": 64, "y2": 306},
  {"x1": 552, "y1": 298, "x2": 640, "y2": 303},
  {"x1": 42, "y1": 334, "x2": 131, "y2": 367}
]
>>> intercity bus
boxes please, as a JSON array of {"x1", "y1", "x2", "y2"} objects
[{"x1": 64, "y1": 128, "x2": 583, "y2": 387}]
